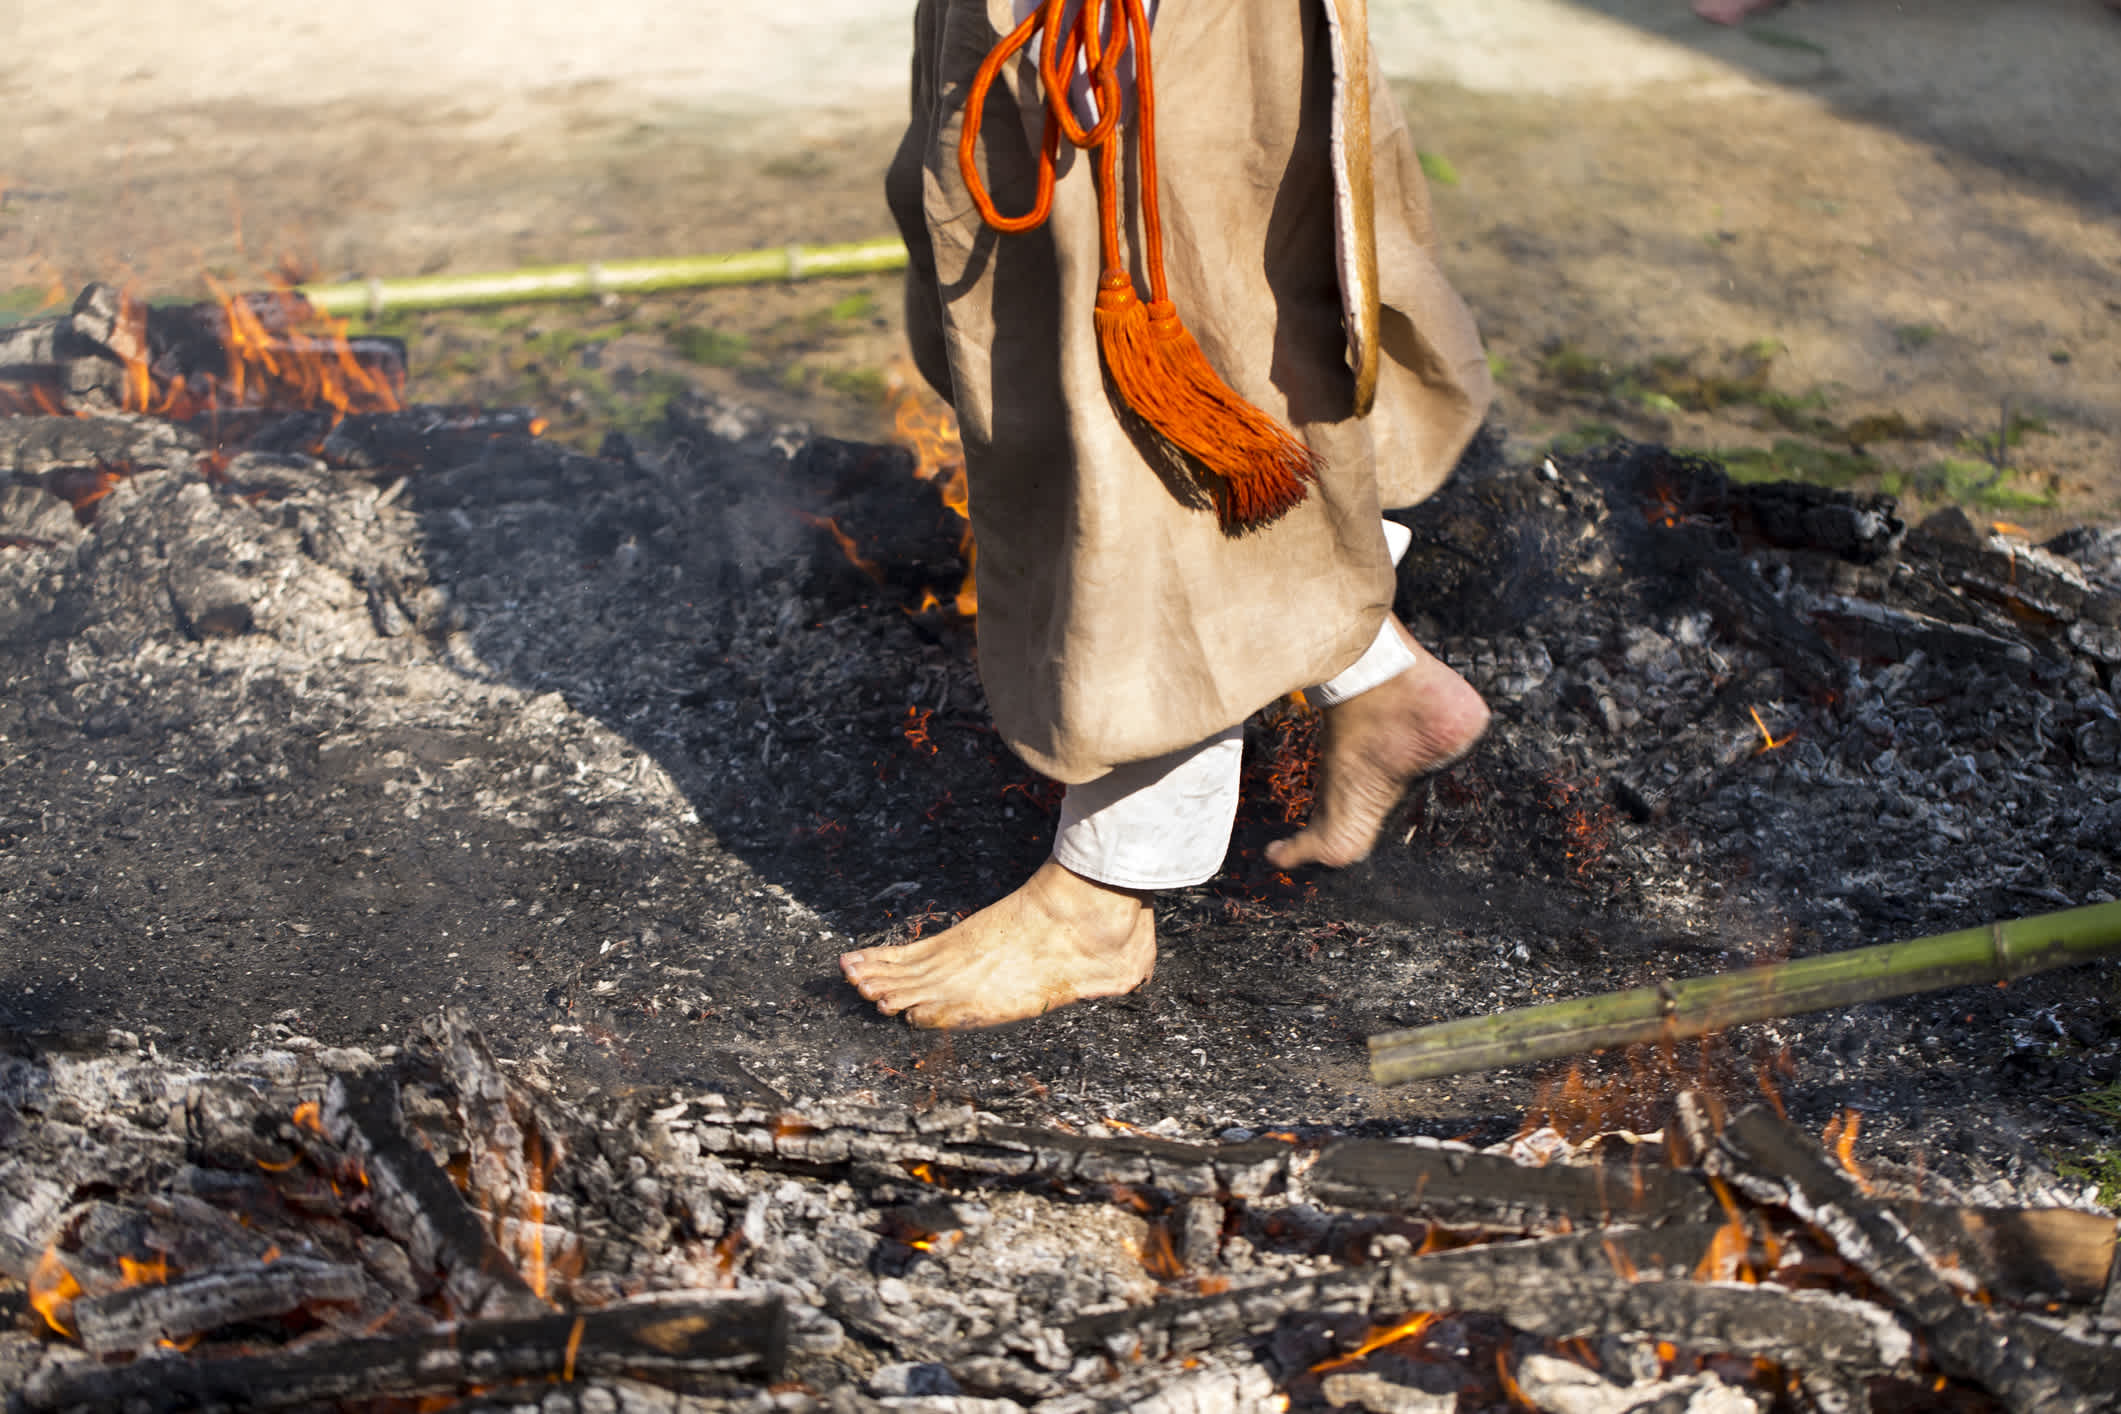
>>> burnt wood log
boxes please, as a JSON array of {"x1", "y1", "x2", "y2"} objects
[
  {"x1": 321, "y1": 1070, "x2": 546, "y2": 1319},
  {"x1": 0, "y1": 411, "x2": 199, "y2": 478},
  {"x1": 1306, "y1": 1136, "x2": 1722, "y2": 1230},
  {"x1": 71, "y1": 1256, "x2": 366, "y2": 1357},
  {"x1": 1061, "y1": 1223, "x2": 1923, "y2": 1382},
  {"x1": 1310, "y1": 1137, "x2": 2117, "y2": 1308},
  {"x1": 18, "y1": 1297, "x2": 788, "y2": 1413},
  {"x1": 661, "y1": 1097, "x2": 1294, "y2": 1200},
  {"x1": 1711, "y1": 1105, "x2": 2121, "y2": 1414}
]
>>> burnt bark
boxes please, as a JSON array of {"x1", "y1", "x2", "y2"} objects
[
  {"x1": 1711, "y1": 1105, "x2": 2120, "y2": 1414},
  {"x1": 1063, "y1": 1223, "x2": 1922, "y2": 1381},
  {"x1": 320, "y1": 1070, "x2": 546, "y2": 1320},
  {"x1": 72, "y1": 1256, "x2": 365, "y2": 1357},
  {"x1": 18, "y1": 1297, "x2": 788, "y2": 1413}
]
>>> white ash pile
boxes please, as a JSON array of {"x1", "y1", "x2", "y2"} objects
[{"x1": 3, "y1": 1014, "x2": 2117, "y2": 1413}]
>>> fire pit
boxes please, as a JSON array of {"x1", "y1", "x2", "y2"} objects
[{"x1": 2, "y1": 284, "x2": 2119, "y2": 1410}]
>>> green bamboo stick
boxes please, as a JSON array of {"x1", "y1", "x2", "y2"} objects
[
  {"x1": 294, "y1": 238, "x2": 910, "y2": 319},
  {"x1": 1370, "y1": 900, "x2": 2121, "y2": 1086}
]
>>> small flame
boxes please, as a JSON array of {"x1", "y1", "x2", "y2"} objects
[
  {"x1": 520, "y1": 1128, "x2": 553, "y2": 1301},
  {"x1": 890, "y1": 368, "x2": 976, "y2": 616},
  {"x1": 1822, "y1": 1109, "x2": 1869, "y2": 1191},
  {"x1": 1749, "y1": 706, "x2": 1793, "y2": 753},
  {"x1": 1496, "y1": 1346, "x2": 1533, "y2": 1408},
  {"x1": 905, "y1": 1161, "x2": 939, "y2": 1185},
  {"x1": 1694, "y1": 1176, "x2": 1757, "y2": 1284},
  {"x1": 1134, "y1": 1222, "x2": 1186, "y2": 1281},
  {"x1": 292, "y1": 1100, "x2": 324, "y2": 1136},
  {"x1": 119, "y1": 1254, "x2": 173, "y2": 1286},
  {"x1": 30, "y1": 1246, "x2": 82, "y2": 1337},
  {"x1": 795, "y1": 512, "x2": 884, "y2": 582},
  {"x1": 1311, "y1": 1313, "x2": 1437, "y2": 1373}
]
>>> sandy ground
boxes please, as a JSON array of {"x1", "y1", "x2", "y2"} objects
[{"x1": 7, "y1": 0, "x2": 2117, "y2": 529}]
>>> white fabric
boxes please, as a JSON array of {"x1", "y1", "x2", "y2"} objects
[
  {"x1": 1051, "y1": 727, "x2": 1243, "y2": 889},
  {"x1": 1051, "y1": 518, "x2": 1419, "y2": 888}
]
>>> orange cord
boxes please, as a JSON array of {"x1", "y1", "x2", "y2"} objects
[{"x1": 958, "y1": 0, "x2": 1320, "y2": 530}]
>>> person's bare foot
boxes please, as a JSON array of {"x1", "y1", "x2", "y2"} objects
[
  {"x1": 839, "y1": 858, "x2": 1155, "y2": 1028},
  {"x1": 1264, "y1": 619, "x2": 1490, "y2": 871},
  {"x1": 1692, "y1": 0, "x2": 1783, "y2": 24}
]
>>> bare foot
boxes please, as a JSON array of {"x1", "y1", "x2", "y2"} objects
[
  {"x1": 1692, "y1": 0, "x2": 1783, "y2": 24},
  {"x1": 839, "y1": 858, "x2": 1155, "y2": 1027},
  {"x1": 1264, "y1": 619, "x2": 1490, "y2": 871}
]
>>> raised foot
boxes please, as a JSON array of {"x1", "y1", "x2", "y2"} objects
[
  {"x1": 1264, "y1": 619, "x2": 1490, "y2": 872},
  {"x1": 838, "y1": 858, "x2": 1155, "y2": 1028}
]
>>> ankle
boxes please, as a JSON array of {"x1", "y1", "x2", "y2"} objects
[{"x1": 1028, "y1": 858, "x2": 1152, "y2": 932}]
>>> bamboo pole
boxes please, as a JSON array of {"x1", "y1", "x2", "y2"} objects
[
  {"x1": 294, "y1": 238, "x2": 910, "y2": 319},
  {"x1": 1370, "y1": 900, "x2": 2121, "y2": 1086}
]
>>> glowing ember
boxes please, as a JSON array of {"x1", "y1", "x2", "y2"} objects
[
  {"x1": 1748, "y1": 706, "x2": 1793, "y2": 753},
  {"x1": 1265, "y1": 699, "x2": 1320, "y2": 824},
  {"x1": 291, "y1": 1100, "x2": 324, "y2": 1136},
  {"x1": 520, "y1": 1127, "x2": 554, "y2": 1301},
  {"x1": 890, "y1": 368, "x2": 976, "y2": 616},
  {"x1": 29, "y1": 1246, "x2": 81, "y2": 1337}
]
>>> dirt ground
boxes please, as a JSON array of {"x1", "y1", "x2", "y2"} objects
[{"x1": 5, "y1": 0, "x2": 2119, "y2": 526}]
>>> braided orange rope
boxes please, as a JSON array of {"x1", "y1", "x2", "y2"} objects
[{"x1": 958, "y1": 0, "x2": 1320, "y2": 531}]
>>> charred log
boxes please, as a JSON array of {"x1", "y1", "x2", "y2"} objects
[
  {"x1": 18, "y1": 1297, "x2": 788, "y2": 1413},
  {"x1": 1711, "y1": 1105, "x2": 2121, "y2": 1414},
  {"x1": 319, "y1": 1070, "x2": 546, "y2": 1320}
]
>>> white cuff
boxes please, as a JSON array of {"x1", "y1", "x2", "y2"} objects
[{"x1": 1051, "y1": 728, "x2": 1244, "y2": 890}]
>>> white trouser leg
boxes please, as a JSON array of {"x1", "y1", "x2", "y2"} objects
[
  {"x1": 1051, "y1": 728, "x2": 1245, "y2": 889},
  {"x1": 1052, "y1": 520, "x2": 1421, "y2": 890}
]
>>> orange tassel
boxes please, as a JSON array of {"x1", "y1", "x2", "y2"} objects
[
  {"x1": 960, "y1": 0, "x2": 1319, "y2": 530},
  {"x1": 1093, "y1": 279, "x2": 1318, "y2": 527}
]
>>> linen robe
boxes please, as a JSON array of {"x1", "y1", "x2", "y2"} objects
[{"x1": 887, "y1": 0, "x2": 1492, "y2": 784}]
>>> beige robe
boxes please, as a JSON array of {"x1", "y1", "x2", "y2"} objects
[{"x1": 888, "y1": 0, "x2": 1492, "y2": 784}]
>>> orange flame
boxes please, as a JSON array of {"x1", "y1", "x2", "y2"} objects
[
  {"x1": 796, "y1": 512, "x2": 883, "y2": 582},
  {"x1": 891, "y1": 370, "x2": 976, "y2": 616},
  {"x1": 1133, "y1": 1222, "x2": 1186, "y2": 1281},
  {"x1": 904, "y1": 1161, "x2": 939, "y2": 1185},
  {"x1": 6, "y1": 284, "x2": 405, "y2": 423},
  {"x1": 1694, "y1": 1176, "x2": 1757, "y2": 1284},
  {"x1": 1311, "y1": 1313, "x2": 1437, "y2": 1373},
  {"x1": 30, "y1": 1246, "x2": 82, "y2": 1337},
  {"x1": 1749, "y1": 706, "x2": 1793, "y2": 753},
  {"x1": 520, "y1": 1128, "x2": 553, "y2": 1301},
  {"x1": 291, "y1": 1100, "x2": 324, "y2": 1136},
  {"x1": 1822, "y1": 1109, "x2": 1869, "y2": 1192},
  {"x1": 1496, "y1": 1346, "x2": 1533, "y2": 1408},
  {"x1": 119, "y1": 1254, "x2": 173, "y2": 1286}
]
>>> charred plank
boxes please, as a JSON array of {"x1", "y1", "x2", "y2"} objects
[{"x1": 19, "y1": 1297, "x2": 787, "y2": 1413}]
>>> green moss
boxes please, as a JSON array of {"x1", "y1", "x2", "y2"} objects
[
  {"x1": 1894, "y1": 323, "x2": 1939, "y2": 351},
  {"x1": 1418, "y1": 151, "x2": 1461, "y2": 188},
  {"x1": 1543, "y1": 346, "x2": 1614, "y2": 394},
  {"x1": 670, "y1": 324, "x2": 753, "y2": 368},
  {"x1": 1485, "y1": 350, "x2": 1509, "y2": 382},
  {"x1": 0, "y1": 287, "x2": 53, "y2": 327},
  {"x1": 1693, "y1": 439, "x2": 1875, "y2": 487},
  {"x1": 1910, "y1": 456, "x2": 2058, "y2": 510},
  {"x1": 824, "y1": 291, "x2": 877, "y2": 324},
  {"x1": 820, "y1": 364, "x2": 891, "y2": 404},
  {"x1": 1549, "y1": 422, "x2": 1624, "y2": 457},
  {"x1": 2055, "y1": 1144, "x2": 2121, "y2": 1209}
]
